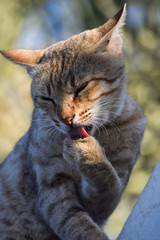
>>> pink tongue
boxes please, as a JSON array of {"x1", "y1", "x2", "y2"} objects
[{"x1": 68, "y1": 126, "x2": 89, "y2": 138}]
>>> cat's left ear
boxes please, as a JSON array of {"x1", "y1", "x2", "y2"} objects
[
  {"x1": 0, "y1": 49, "x2": 44, "y2": 66},
  {"x1": 96, "y1": 3, "x2": 126, "y2": 55}
]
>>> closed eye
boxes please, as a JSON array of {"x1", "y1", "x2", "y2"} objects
[
  {"x1": 75, "y1": 82, "x2": 88, "y2": 96},
  {"x1": 36, "y1": 96, "x2": 55, "y2": 104}
]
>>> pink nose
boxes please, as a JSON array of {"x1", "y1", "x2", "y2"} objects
[{"x1": 63, "y1": 116, "x2": 74, "y2": 126}]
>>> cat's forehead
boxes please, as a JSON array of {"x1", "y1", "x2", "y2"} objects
[
  {"x1": 39, "y1": 39, "x2": 122, "y2": 94},
  {"x1": 44, "y1": 50, "x2": 99, "y2": 90},
  {"x1": 42, "y1": 40, "x2": 95, "y2": 83}
]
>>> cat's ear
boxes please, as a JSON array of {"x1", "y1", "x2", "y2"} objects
[
  {"x1": 0, "y1": 49, "x2": 44, "y2": 66},
  {"x1": 96, "y1": 3, "x2": 126, "y2": 54}
]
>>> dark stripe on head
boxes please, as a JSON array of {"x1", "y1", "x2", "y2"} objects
[
  {"x1": 46, "y1": 84, "x2": 52, "y2": 96},
  {"x1": 90, "y1": 87, "x2": 118, "y2": 102},
  {"x1": 70, "y1": 71, "x2": 76, "y2": 88},
  {"x1": 49, "y1": 67, "x2": 55, "y2": 87},
  {"x1": 61, "y1": 52, "x2": 66, "y2": 73}
]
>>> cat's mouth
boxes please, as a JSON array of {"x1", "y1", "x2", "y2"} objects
[
  {"x1": 84, "y1": 125, "x2": 93, "y2": 133},
  {"x1": 67, "y1": 125, "x2": 93, "y2": 139}
]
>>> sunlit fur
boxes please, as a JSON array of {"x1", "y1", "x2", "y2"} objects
[{"x1": 0, "y1": 5, "x2": 146, "y2": 240}]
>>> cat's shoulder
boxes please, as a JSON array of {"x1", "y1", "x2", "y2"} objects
[{"x1": 1, "y1": 131, "x2": 30, "y2": 168}]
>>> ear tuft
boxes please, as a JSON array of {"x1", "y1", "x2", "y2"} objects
[
  {"x1": 96, "y1": 3, "x2": 126, "y2": 54},
  {"x1": 0, "y1": 49, "x2": 44, "y2": 66},
  {"x1": 98, "y1": 3, "x2": 126, "y2": 37}
]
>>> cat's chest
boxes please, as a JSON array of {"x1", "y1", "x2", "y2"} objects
[{"x1": 34, "y1": 153, "x2": 81, "y2": 186}]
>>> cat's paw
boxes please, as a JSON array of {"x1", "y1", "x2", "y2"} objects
[{"x1": 63, "y1": 136, "x2": 103, "y2": 169}]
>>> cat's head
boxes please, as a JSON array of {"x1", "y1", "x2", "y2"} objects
[{"x1": 0, "y1": 4, "x2": 127, "y2": 137}]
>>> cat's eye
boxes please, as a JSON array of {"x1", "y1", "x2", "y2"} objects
[
  {"x1": 75, "y1": 82, "x2": 88, "y2": 96},
  {"x1": 36, "y1": 96, "x2": 55, "y2": 104}
]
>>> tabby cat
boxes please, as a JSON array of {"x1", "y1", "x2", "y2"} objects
[{"x1": 0, "y1": 4, "x2": 146, "y2": 240}]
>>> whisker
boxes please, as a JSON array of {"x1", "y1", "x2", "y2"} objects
[
  {"x1": 91, "y1": 121, "x2": 101, "y2": 137},
  {"x1": 92, "y1": 118, "x2": 109, "y2": 137}
]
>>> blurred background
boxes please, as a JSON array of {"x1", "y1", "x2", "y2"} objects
[{"x1": 0, "y1": 0, "x2": 160, "y2": 239}]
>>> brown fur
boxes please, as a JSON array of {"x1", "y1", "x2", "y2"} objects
[{"x1": 0, "y1": 5, "x2": 146, "y2": 240}]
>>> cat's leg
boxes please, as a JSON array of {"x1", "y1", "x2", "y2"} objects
[
  {"x1": 63, "y1": 136, "x2": 123, "y2": 223},
  {"x1": 38, "y1": 172, "x2": 109, "y2": 240}
]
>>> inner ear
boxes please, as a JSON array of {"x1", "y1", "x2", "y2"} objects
[
  {"x1": 106, "y1": 29, "x2": 123, "y2": 54},
  {"x1": 96, "y1": 4, "x2": 126, "y2": 54},
  {"x1": 0, "y1": 49, "x2": 45, "y2": 66}
]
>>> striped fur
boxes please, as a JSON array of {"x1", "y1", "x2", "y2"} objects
[{"x1": 0, "y1": 5, "x2": 146, "y2": 240}]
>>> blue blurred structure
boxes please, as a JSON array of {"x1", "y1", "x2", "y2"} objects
[
  {"x1": 16, "y1": 0, "x2": 85, "y2": 49},
  {"x1": 118, "y1": 161, "x2": 160, "y2": 240},
  {"x1": 127, "y1": 4, "x2": 145, "y2": 28},
  {"x1": 45, "y1": 0, "x2": 64, "y2": 41}
]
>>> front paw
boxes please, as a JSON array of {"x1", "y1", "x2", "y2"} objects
[
  {"x1": 63, "y1": 137, "x2": 77, "y2": 169},
  {"x1": 63, "y1": 136, "x2": 102, "y2": 169}
]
